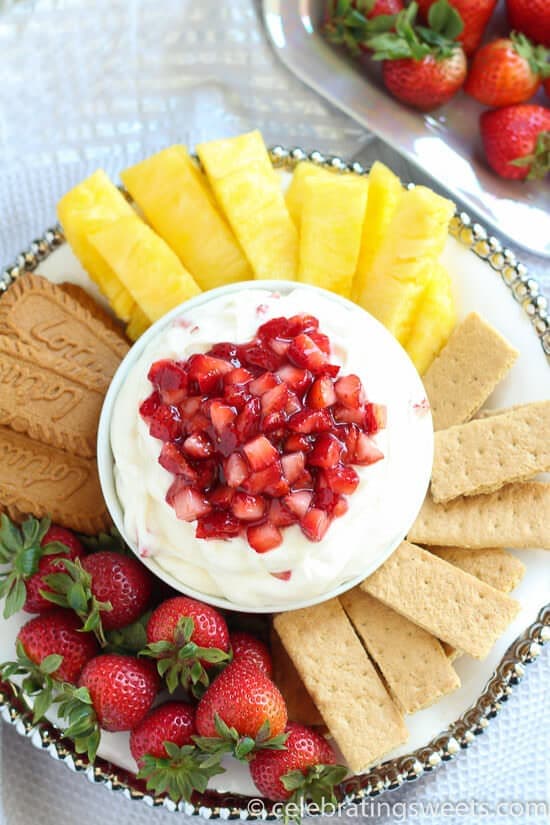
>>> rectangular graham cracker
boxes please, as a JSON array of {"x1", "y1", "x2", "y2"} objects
[
  {"x1": 408, "y1": 482, "x2": 550, "y2": 549},
  {"x1": 0, "y1": 425, "x2": 110, "y2": 534},
  {"x1": 423, "y1": 313, "x2": 518, "y2": 431},
  {"x1": 431, "y1": 401, "x2": 550, "y2": 503},
  {"x1": 269, "y1": 627, "x2": 324, "y2": 727},
  {"x1": 340, "y1": 589, "x2": 460, "y2": 714},
  {"x1": 429, "y1": 547, "x2": 526, "y2": 593},
  {"x1": 429, "y1": 547, "x2": 525, "y2": 661},
  {"x1": 0, "y1": 336, "x2": 104, "y2": 459},
  {"x1": 274, "y1": 599, "x2": 408, "y2": 773},
  {"x1": 361, "y1": 542, "x2": 520, "y2": 659}
]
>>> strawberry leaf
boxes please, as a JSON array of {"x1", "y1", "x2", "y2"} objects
[
  {"x1": 0, "y1": 514, "x2": 55, "y2": 618},
  {"x1": 77, "y1": 526, "x2": 129, "y2": 556},
  {"x1": 138, "y1": 742, "x2": 225, "y2": 803},
  {"x1": 55, "y1": 683, "x2": 100, "y2": 762},
  {"x1": 511, "y1": 32, "x2": 550, "y2": 77},
  {"x1": 365, "y1": 0, "x2": 461, "y2": 61},
  {"x1": 0, "y1": 640, "x2": 63, "y2": 723},
  {"x1": 104, "y1": 611, "x2": 151, "y2": 654},
  {"x1": 5, "y1": 576, "x2": 27, "y2": 618},
  {"x1": 427, "y1": 0, "x2": 463, "y2": 40},
  {"x1": 280, "y1": 763, "x2": 348, "y2": 822},
  {"x1": 193, "y1": 714, "x2": 288, "y2": 762},
  {"x1": 510, "y1": 131, "x2": 550, "y2": 181},
  {"x1": 42, "y1": 558, "x2": 112, "y2": 646}
]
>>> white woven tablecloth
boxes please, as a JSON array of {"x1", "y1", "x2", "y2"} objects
[{"x1": 0, "y1": 2, "x2": 548, "y2": 823}]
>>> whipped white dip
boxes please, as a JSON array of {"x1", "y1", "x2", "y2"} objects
[{"x1": 110, "y1": 287, "x2": 432, "y2": 609}]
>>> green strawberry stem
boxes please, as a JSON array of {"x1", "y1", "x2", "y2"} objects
[
  {"x1": 280, "y1": 764, "x2": 348, "y2": 824},
  {"x1": 0, "y1": 514, "x2": 67, "y2": 619},
  {"x1": 323, "y1": 0, "x2": 399, "y2": 55},
  {"x1": 104, "y1": 610, "x2": 152, "y2": 654},
  {"x1": 193, "y1": 714, "x2": 288, "y2": 762},
  {"x1": 42, "y1": 557, "x2": 112, "y2": 647},
  {"x1": 510, "y1": 32, "x2": 550, "y2": 79},
  {"x1": 365, "y1": 0, "x2": 464, "y2": 62},
  {"x1": 510, "y1": 131, "x2": 550, "y2": 181},
  {"x1": 0, "y1": 639, "x2": 63, "y2": 723},
  {"x1": 139, "y1": 616, "x2": 231, "y2": 698},
  {"x1": 77, "y1": 526, "x2": 130, "y2": 555},
  {"x1": 137, "y1": 741, "x2": 225, "y2": 803},
  {"x1": 54, "y1": 683, "x2": 101, "y2": 762}
]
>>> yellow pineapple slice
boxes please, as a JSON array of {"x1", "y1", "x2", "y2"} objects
[
  {"x1": 351, "y1": 161, "x2": 403, "y2": 302},
  {"x1": 89, "y1": 215, "x2": 200, "y2": 323},
  {"x1": 126, "y1": 306, "x2": 152, "y2": 342},
  {"x1": 197, "y1": 130, "x2": 277, "y2": 182},
  {"x1": 404, "y1": 263, "x2": 456, "y2": 374},
  {"x1": 198, "y1": 134, "x2": 298, "y2": 280},
  {"x1": 121, "y1": 147, "x2": 252, "y2": 290},
  {"x1": 357, "y1": 186, "x2": 455, "y2": 343},
  {"x1": 57, "y1": 170, "x2": 137, "y2": 322},
  {"x1": 297, "y1": 176, "x2": 369, "y2": 298},
  {"x1": 285, "y1": 162, "x2": 339, "y2": 228}
]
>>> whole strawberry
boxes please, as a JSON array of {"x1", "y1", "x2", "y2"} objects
[
  {"x1": 0, "y1": 515, "x2": 84, "y2": 618},
  {"x1": 230, "y1": 631, "x2": 273, "y2": 678},
  {"x1": 130, "y1": 702, "x2": 225, "y2": 803},
  {"x1": 130, "y1": 701, "x2": 197, "y2": 767},
  {"x1": 78, "y1": 653, "x2": 159, "y2": 731},
  {"x1": 17, "y1": 609, "x2": 98, "y2": 684},
  {"x1": 507, "y1": 0, "x2": 550, "y2": 49},
  {"x1": 250, "y1": 723, "x2": 346, "y2": 805},
  {"x1": 366, "y1": 1, "x2": 467, "y2": 111},
  {"x1": 464, "y1": 34, "x2": 550, "y2": 107},
  {"x1": 24, "y1": 526, "x2": 85, "y2": 614},
  {"x1": 480, "y1": 104, "x2": 550, "y2": 180},
  {"x1": 195, "y1": 660, "x2": 288, "y2": 760},
  {"x1": 42, "y1": 550, "x2": 153, "y2": 645},
  {"x1": 417, "y1": 0, "x2": 497, "y2": 55},
  {"x1": 142, "y1": 596, "x2": 230, "y2": 695}
]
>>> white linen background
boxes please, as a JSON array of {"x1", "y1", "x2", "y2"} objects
[{"x1": 0, "y1": 1, "x2": 548, "y2": 823}]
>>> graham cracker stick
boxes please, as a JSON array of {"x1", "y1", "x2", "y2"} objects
[
  {"x1": 340, "y1": 589, "x2": 460, "y2": 714},
  {"x1": 274, "y1": 599, "x2": 408, "y2": 773},
  {"x1": 270, "y1": 627, "x2": 324, "y2": 727},
  {"x1": 423, "y1": 313, "x2": 518, "y2": 431},
  {"x1": 361, "y1": 542, "x2": 520, "y2": 660},
  {"x1": 431, "y1": 401, "x2": 550, "y2": 503},
  {"x1": 408, "y1": 482, "x2": 550, "y2": 549},
  {"x1": 429, "y1": 547, "x2": 525, "y2": 593}
]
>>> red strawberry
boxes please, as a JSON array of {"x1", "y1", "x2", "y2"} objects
[
  {"x1": 195, "y1": 660, "x2": 288, "y2": 759},
  {"x1": 41, "y1": 550, "x2": 153, "y2": 645},
  {"x1": 417, "y1": 0, "x2": 497, "y2": 55},
  {"x1": 143, "y1": 596, "x2": 230, "y2": 694},
  {"x1": 230, "y1": 631, "x2": 273, "y2": 678},
  {"x1": 250, "y1": 722, "x2": 345, "y2": 803},
  {"x1": 300, "y1": 509, "x2": 330, "y2": 542},
  {"x1": 129, "y1": 701, "x2": 224, "y2": 803},
  {"x1": 17, "y1": 609, "x2": 98, "y2": 684},
  {"x1": 24, "y1": 526, "x2": 85, "y2": 614},
  {"x1": 243, "y1": 435, "x2": 279, "y2": 471},
  {"x1": 381, "y1": 49, "x2": 466, "y2": 111},
  {"x1": 78, "y1": 653, "x2": 160, "y2": 732},
  {"x1": 464, "y1": 34, "x2": 549, "y2": 107},
  {"x1": 130, "y1": 701, "x2": 196, "y2": 767},
  {"x1": 0, "y1": 516, "x2": 85, "y2": 618},
  {"x1": 480, "y1": 104, "x2": 550, "y2": 180},
  {"x1": 147, "y1": 359, "x2": 188, "y2": 405},
  {"x1": 507, "y1": 0, "x2": 550, "y2": 49}
]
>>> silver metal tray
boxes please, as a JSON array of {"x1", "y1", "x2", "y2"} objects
[
  {"x1": 0, "y1": 147, "x2": 548, "y2": 817},
  {"x1": 263, "y1": 0, "x2": 550, "y2": 259}
]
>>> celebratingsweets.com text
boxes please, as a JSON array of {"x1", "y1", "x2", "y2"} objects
[{"x1": 246, "y1": 797, "x2": 549, "y2": 820}]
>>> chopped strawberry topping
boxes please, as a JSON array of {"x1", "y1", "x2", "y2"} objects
[{"x1": 141, "y1": 315, "x2": 386, "y2": 551}]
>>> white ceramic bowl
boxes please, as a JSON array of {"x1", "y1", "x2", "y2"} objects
[{"x1": 97, "y1": 280, "x2": 433, "y2": 613}]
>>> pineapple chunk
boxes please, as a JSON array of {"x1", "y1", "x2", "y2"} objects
[
  {"x1": 198, "y1": 134, "x2": 298, "y2": 280},
  {"x1": 57, "y1": 170, "x2": 137, "y2": 321},
  {"x1": 352, "y1": 161, "x2": 403, "y2": 302},
  {"x1": 285, "y1": 162, "x2": 339, "y2": 228},
  {"x1": 89, "y1": 215, "x2": 200, "y2": 323},
  {"x1": 357, "y1": 186, "x2": 455, "y2": 343},
  {"x1": 404, "y1": 264, "x2": 456, "y2": 374},
  {"x1": 126, "y1": 306, "x2": 151, "y2": 342},
  {"x1": 197, "y1": 130, "x2": 277, "y2": 182},
  {"x1": 297, "y1": 176, "x2": 369, "y2": 298},
  {"x1": 121, "y1": 147, "x2": 252, "y2": 290}
]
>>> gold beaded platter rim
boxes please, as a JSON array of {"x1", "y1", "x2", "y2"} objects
[{"x1": 0, "y1": 146, "x2": 548, "y2": 819}]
